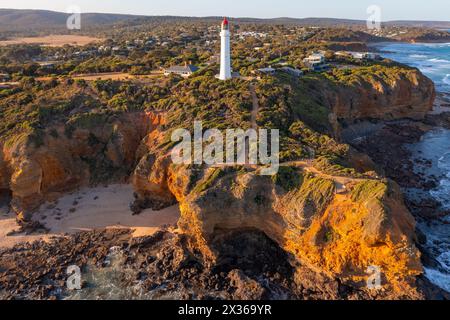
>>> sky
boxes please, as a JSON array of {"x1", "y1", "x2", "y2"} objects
[{"x1": 1, "y1": 0, "x2": 449, "y2": 21}]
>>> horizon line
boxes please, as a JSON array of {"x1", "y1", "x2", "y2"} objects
[{"x1": 1, "y1": 7, "x2": 450, "y2": 23}]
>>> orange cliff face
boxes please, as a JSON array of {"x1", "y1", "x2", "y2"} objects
[
  {"x1": 0, "y1": 111, "x2": 162, "y2": 222},
  {"x1": 130, "y1": 156, "x2": 423, "y2": 298},
  {"x1": 127, "y1": 67, "x2": 436, "y2": 297},
  {"x1": 324, "y1": 68, "x2": 435, "y2": 138}
]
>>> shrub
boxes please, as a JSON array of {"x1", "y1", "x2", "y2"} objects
[{"x1": 272, "y1": 166, "x2": 303, "y2": 191}]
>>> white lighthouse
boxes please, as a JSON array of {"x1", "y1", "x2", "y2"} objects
[{"x1": 219, "y1": 17, "x2": 232, "y2": 80}]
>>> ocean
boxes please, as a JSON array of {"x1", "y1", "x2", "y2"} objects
[
  {"x1": 375, "y1": 42, "x2": 450, "y2": 93},
  {"x1": 375, "y1": 42, "x2": 450, "y2": 293}
]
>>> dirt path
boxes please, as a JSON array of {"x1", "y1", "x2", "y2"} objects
[
  {"x1": 214, "y1": 158, "x2": 369, "y2": 194},
  {"x1": 280, "y1": 160, "x2": 370, "y2": 193}
]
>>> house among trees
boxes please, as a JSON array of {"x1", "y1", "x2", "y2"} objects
[
  {"x1": 164, "y1": 63, "x2": 199, "y2": 77},
  {"x1": 279, "y1": 67, "x2": 303, "y2": 77},
  {"x1": 335, "y1": 51, "x2": 381, "y2": 61},
  {"x1": 303, "y1": 52, "x2": 329, "y2": 72}
]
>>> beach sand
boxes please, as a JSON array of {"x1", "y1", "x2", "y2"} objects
[{"x1": 0, "y1": 184, "x2": 180, "y2": 249}]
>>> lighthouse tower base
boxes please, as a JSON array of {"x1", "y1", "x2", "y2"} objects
[{"x1": 215, "y1": 72, "x2": 241, "y2": 80}]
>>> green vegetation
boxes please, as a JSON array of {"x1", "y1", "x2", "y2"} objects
[
  {"x1": 351, "y1": 180, "x2": 388, "y2": 203},
  {"x1": 0, "y1": 62, "x2": 375, "y2": 183},
  {"x1": 313, "y1": 156, "x2": 362, "y2": 178},
  {"x1": 0, "y1": 21, "x2": 423, "y2": 191},
  {"x1": 192, "y1": 168, "x2": 226, "y2": 194},
  {"x1": 297, "y1": 174, "x2": 336, "y2": 214},
  {"x1": 71, "y1": 56, "x2": 134, "y2": 74},
  {"x1": 67, "y1": 113, "x2": 109, "y2": 129},
  {"x1": 159, "y1": 71, "x2": 253, "y2": 131},
  {"x1": 0, "y1": 78, "x2": 171, "y2": 143},
  {"x1": 324, "y1": 63, "x2": 417, "y2": 87},
  {"x1": 350, "y1": 180, "x2": 391, "y2": 222},
  {"x1": 324, "y1": 228, "x2": 337, "y2": 243},
  {"x1": 272, "y1": 166, "x2": 304, "y2": 191}
]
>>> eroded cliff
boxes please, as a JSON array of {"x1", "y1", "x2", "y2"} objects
[
  {"x1": 0, "y1": 111, "x2": 164, "y2": 221},
  {"x1": 0, "y1": 62, "x2": 438, "y2": 298}
]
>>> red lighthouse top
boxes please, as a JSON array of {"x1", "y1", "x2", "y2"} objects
[{"x1": 222, "y1": 17, "x2": 229, "y2": 29}]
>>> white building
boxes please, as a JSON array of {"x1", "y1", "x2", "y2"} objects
[
  {"x1": 219, "y1": 17, "x2": 232, "y2": 80},
  {"x1": 303, "y1": 52, "x2": 329, "y2": 72},
  {"x1": 304, "y1": 52, "x2": 326, "y2": 64},
  {"x1": 164, "y1": 63, "x2": 199, "y2": 78},
  {"x1": 335, "y1": 51, "x2": 380, "y2": 61}
]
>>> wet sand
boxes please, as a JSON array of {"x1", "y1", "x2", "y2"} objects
[
  {"x1": 0, "y1": 213, "x2": 53, "y2": 249},
  {"x1": 0, "y1": 184, "x2": 180, "y2": 249}
]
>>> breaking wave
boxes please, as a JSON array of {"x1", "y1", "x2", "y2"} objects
[
  {"x1": 425, "y1": 268, "x2": 450, "y2": 293},
  {"x1": 443, "y1": 74, "x2": 450, "y2": 85}
]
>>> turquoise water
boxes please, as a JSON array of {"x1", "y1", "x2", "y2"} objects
[
  {"x1": 376, "y1": 42, "x2": 450, "y2": 293},
  {"x1": 375, "y1": 42, "x2": 450, "y2": 93}
]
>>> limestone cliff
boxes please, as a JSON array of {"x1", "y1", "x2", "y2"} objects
[
  {"x1": 330, "y1": 67, "x2": 435, "y2": 122},
  {"x1": 317, "y1": 66, "x2": 436, "y2": 139},
  {"x1": 130, "y1": 155, "x2": 423, "y2": 297},
  {"x1": 0, "y1": 64, "x2": 438, "y2": 298},
  {"x1": 0, "y1": 111, "x2": 161, "y2": 221},
  {"x1": 127, "y1": 66, "x2": 436, "y2": 298}
]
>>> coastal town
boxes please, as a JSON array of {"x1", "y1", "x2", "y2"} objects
[{"x1": 0, "y1": 18, "x2": 402, "y2": 90}]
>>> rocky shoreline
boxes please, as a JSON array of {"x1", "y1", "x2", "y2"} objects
[
  {"x1": 350, "y1": 113, "x2": 450, "y2": 298},
  {"x1": 352, "y1": 114, "x2": 450, "y2": 218},
  {"x1": 1, "y1": 227, "x2": 446, "y2": 300},
  {"x1": 0, "y1": 228, "x2": 355, "y2": 300}
]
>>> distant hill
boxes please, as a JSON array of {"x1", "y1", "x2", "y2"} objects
[
  {"x1": 0, "y1": 8, "x2": 449, "y2": 34},
  {"x1": 0, "y1": 9, "x2": 140, "y2": 33},
  {"x1": 385, "y1": 20, "x2": 450, "y2": 29}
]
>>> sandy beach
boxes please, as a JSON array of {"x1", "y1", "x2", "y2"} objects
[{"x1": 0, "y1": 184, "x2": 180, "y2": 249}]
